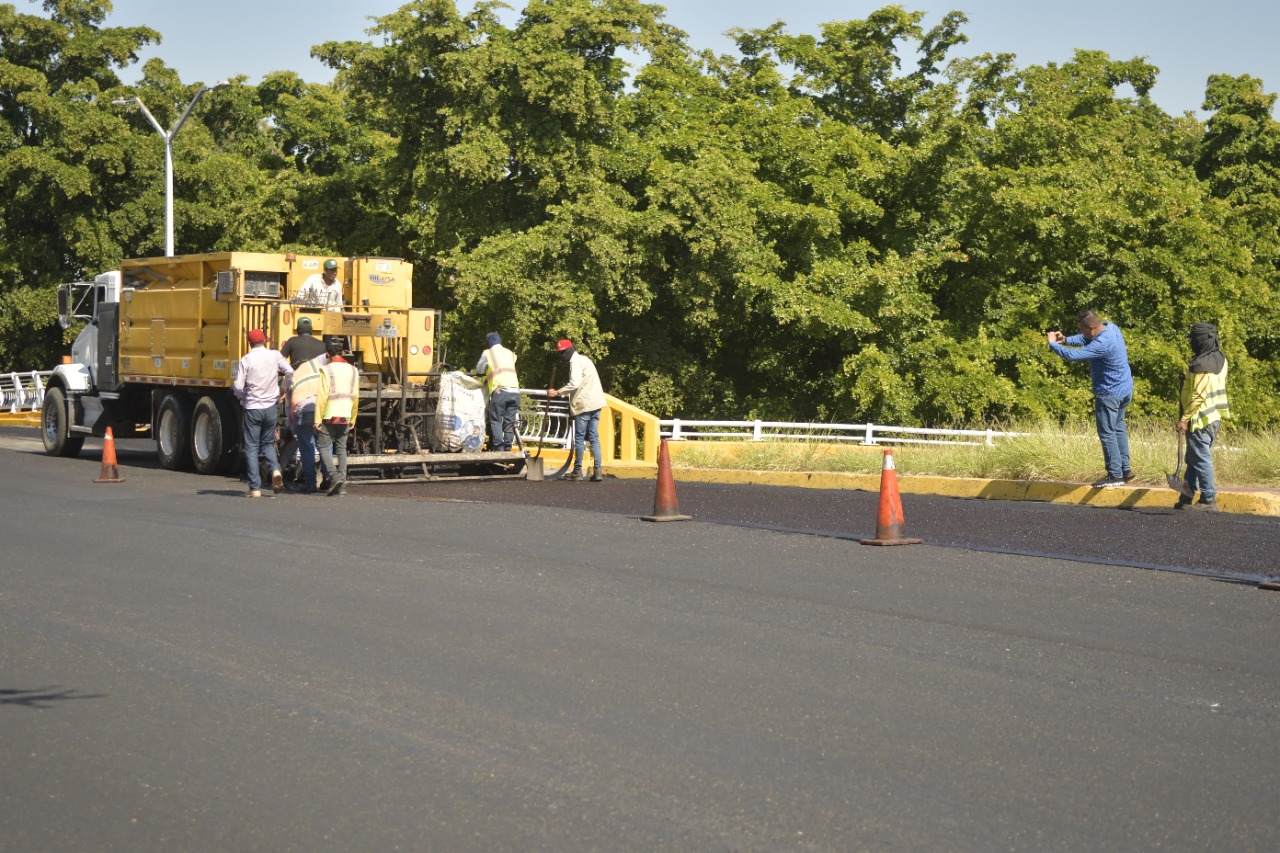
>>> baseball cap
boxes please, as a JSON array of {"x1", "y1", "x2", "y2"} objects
[
  {"x1": 323, "y1": 259, "x2": 338, "y2": 271},
  {"x1": 247, "y1": 329, "x2": 266, "y2": 344},
  {"x1": 296, "y1": 317, "x2": 312, "y2": 332},
  {"x1": 555, "y1": 338, "x2": 573, "y2": 352}
]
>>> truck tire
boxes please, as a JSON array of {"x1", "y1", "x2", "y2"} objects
[
  {"x1": 155, "y1": 392, "x2": 194, "y2": 471},
  {"x1": 41, "y1": 386, "x2": 84, "y2": 458},
  {"x1": 191, "y1": 395, "x2": 238, "y2": 475}
]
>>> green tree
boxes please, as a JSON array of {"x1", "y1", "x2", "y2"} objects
[{"x1": 0, "y1": 0, "x2": 157, "y2": 369}]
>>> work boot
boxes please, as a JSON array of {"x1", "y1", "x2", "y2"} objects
[
  {"x1": 246, "y1": 489, "x2": 262, "y2": 498},
  {"x1": 1174, "y1": 496, "x2": 1192, "y2": 510},
  {"x1": 1122, "y1": 468, "x2": 1136, "y2": 483},
  {"x1": 271, "y1": 469, "x2": 284, "y2": 495},
  {"x1": 590, "y1": 467, "x2": 604, "y2": 482},
  {"x1": 563, "y1": 469, "x2": 583, "y2": 481},
  {"x1": 327, "y1": 478, "x2": 345, "y2": 496}
]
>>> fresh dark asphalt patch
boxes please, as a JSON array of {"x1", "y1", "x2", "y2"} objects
[{"x1": 349, "y1": 476, "x2": 1280, "y2": 584}]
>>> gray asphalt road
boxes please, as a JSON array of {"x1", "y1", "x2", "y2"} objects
[{"x1": 3, "y1": 438, "x2": 1279, "y2": 851}]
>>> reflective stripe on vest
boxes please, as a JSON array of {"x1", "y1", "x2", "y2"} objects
[
  {"x1": 1185, "y1": 366, "x2": 1230, "y2": 432},
  {"x1": 324, "y1": 362, "x2": 358, "y2": 420},
  {"x1": 484, "y1": 346, "x2": 518, "y2": 394},
  {"x1": 291, "y1": 359, "x2": 324, "y2": 405}
]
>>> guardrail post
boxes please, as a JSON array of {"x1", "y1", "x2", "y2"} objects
[
  {"x1": 753, "y1": 420, "x2": 763, "y2": 441},
  {"x1": 986, "y1": 429, "x2": 995, "y2": 447},
  {"x1": 29, "y1": 371, "x2": 46, "y2": 411},
  {"x1": 866, "y1": 423, "x2": 876, "y2": 445},
  {"x1": 670, "y1": 418, "x2": 682, "y2": 440}
]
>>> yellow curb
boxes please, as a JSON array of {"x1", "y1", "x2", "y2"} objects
[
  {"x1": 0, "y1": 413, "x2": 40, "y2": 427},
  {"x1": 607, "y1": 464, "x2": 1280, "y2": 517}
]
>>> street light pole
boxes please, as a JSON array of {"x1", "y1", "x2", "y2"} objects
[{"x1": 114, "y1": 82, "x2": 229, "y2": 257}]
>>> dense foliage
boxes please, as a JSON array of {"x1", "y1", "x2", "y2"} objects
[{"x1": 3, "y1": 0, "x2": 1278, "y2": 426}]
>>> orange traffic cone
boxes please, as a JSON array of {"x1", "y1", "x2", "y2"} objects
[
  {"x1": 94, "y1": 426, "x2": 126, "y2": 483},
  {"x1": 641, "y1": 439, "x2": 691, "y2": 522},
  {"x1": 860, "y1": 449, "x2": 921, "y2": 546}
]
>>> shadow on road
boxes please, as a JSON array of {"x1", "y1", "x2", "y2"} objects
[{"x1": 1, "y1": 686, "x2": 106, "y2": 709}]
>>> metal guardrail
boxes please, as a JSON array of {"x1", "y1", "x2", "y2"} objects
[
  {"x1": 1, "y1": 371, "x2": 53, "y2": 414},
  {"x1": 516, "y1": 389, "x2": 574, "y2": 450},
  {"x1": 660, "y1": 419, "x2": 1031, "y2": 447}
]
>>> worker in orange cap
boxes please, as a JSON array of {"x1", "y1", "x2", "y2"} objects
[{"x1": 547, "y1": 338, "x2": 606, "y2": 481}]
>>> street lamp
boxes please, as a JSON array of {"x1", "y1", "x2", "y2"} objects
[{"x1": 114, "y1": 81, "x2": 230, "y2": 257}]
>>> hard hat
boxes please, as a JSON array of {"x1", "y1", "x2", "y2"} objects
[
  {"x1": 296, "y1": 317, "x2": 312, "y2": 333},
  {"x1": 323, "y1": 259, "x2": 338, "y2": 271},
  {"x1": 247, "y1": 329, "x2": 266, "y2": 344},
  {"x1": 555, "y1": 338, "x2": 573, "y2": 352}
]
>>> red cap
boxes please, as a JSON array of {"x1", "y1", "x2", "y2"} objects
[
  {"x1": 556, "y1": 338, "x2": 573, "y2": 352},
  {"x1": 247, "y1": 328, "x2": 267, "y2": 344}
]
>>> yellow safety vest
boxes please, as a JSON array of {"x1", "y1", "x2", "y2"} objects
[
  {"x1": 1181, "y1": 363, "x2": 1230, "y2": 432},
  {"x1": 483, "y1": 345, "x2": 519, "y2": 394},
  {"x1": 322, "y1": 361, "x2": 360, "y2": 422},
  {"x1": 290, "y1": 357, "x2": 325, "y2": 410}
]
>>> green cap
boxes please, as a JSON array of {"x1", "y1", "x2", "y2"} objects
[{"x1": 323, "y1": 259, "x2": 338, "y2": 271}]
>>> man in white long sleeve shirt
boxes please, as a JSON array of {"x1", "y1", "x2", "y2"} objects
[
  {"x1": 234, "y1": 328, "x2": 294, "y2": 496},
  {"x1": 547, "y1": 338, "x2": 606, "y2": 481}
]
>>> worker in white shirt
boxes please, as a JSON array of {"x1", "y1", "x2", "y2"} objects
[{"x1": 295, "y1": 259, "x2": 344, "y2": 311}]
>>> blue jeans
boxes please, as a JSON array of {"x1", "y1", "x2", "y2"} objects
[
  {"x1": 573, "y1": 409, "x2": 602, "y2": 473},
  {"x1": 488, "y1": 390, "x2": 521, "y2": 451},
  {"x1": 243, "y1": 404, "x2": 280, "y2": 490},
  {"x1": 1094, "y1": 393, "x2": 1131, "y2": 480},
  {"x1": 294, "y1": 406, "x2": 317, "y2": 486},
  {"x1": 1185, "y1": 421, "x2": 1220, "y2": 502}
]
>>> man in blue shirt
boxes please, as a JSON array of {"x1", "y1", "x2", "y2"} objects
[{"x1": 1048, "y1": 309, "x2": 1135, "y2": 488}]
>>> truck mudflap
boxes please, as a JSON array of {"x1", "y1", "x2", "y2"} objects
[{"x1": 343, "y1": 449, "x2": 528, "y2": 483}]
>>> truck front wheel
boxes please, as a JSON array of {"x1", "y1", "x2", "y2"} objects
[
  {"x1": 42, "y1": 386, "x2": 84, "y2": 457},
  {"x1": 155, "y1": 393, "x2": 194, "y2": 471},
  {"x1": 191, "y1": 395, "x2": 238, "y2": 475}
]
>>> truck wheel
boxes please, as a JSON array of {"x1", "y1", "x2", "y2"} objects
[
  {"x1": 191, "y1": 395, "x2": 238, "y2": 475},
  {"x1": 41, "y1": 386, "x2": 84, "y2": 457},
  {"x1": 155, "y1": 393, "x2": 194, "y2": 471}
]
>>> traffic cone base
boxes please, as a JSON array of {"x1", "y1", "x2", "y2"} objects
[
  {"x1": 642, "y1": 439, "x2": 691, "y2": 522},
  {"x1": 94, "y1": 426, "x2": 126, "y2": 484},
  {"x1": 859, "y1": 449, "x2": 920, "y2": 546}
]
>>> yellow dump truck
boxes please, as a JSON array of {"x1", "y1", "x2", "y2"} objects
[{"x1": 41, "y1": 252, "x2": 527, "y2": 479}]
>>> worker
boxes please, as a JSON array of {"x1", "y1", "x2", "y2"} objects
[
  {"x1": 316, "y1": 336, "x2": 359, "y2": 496},
  {"x1": 1048, "y1": 309, "x2": 1135, "y2": 488},
  {"x1": 1176, "y1": 322, "x2": 1231, "y2": 511},
  {"x1": 287, "y1": 348, "x2": 331, "y2": 493},
  {"x1": 295, "y1": 259, "x2": 344, "y2": 311},
  {"x1": 475, "y1": 332, "x2": 521, "y2": 452},
  {"x1": 547, "y1": 338, "x2": 606, "y2": 482},
  {"x1": 233, "y1": 328, "x2": 293, "y2": 497},
  {"x1": 280, "y1": 316, "x2": 326, "y2": 368}
]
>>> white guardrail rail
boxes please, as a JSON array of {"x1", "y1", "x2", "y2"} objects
[
  {"x1": 3, "y1": 373, "x2": 1040, "y2": 450},
  {"x1": 1, "y1": 371, "x2": 53, "y2": 414},
  {"x1": 660, "y1": 419, "x2": 1030, "y2": 447}
]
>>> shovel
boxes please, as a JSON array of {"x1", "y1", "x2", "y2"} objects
[
  {"x1": 1166, "y1": 430, "x2": 1195, "y2": 498},
  {"x1": 1166, "y1": 375, "x2": 1195, "y2": 498}
]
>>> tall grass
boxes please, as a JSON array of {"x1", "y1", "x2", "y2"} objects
[{"x1": 670, "y1": 419, "x2": 1280, "y2": 489}]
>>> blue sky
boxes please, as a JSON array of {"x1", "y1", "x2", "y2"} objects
[{"x1": 94, "y1": 0, "x2": 1278, "y2": 117}]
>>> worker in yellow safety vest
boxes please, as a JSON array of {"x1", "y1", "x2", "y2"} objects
[
  {"x1": 474, "y1": 332, "x2": 521, "y2": 452},
  {"x1": 315, "y1": 336, "x2": 360, "y2": 496},
  {"x1": 286, "y1": 349, "x2": 331, "y2": 492},
  {"x1": 1176, "y1": 322, "x2": 1231, "y2": 511}
]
